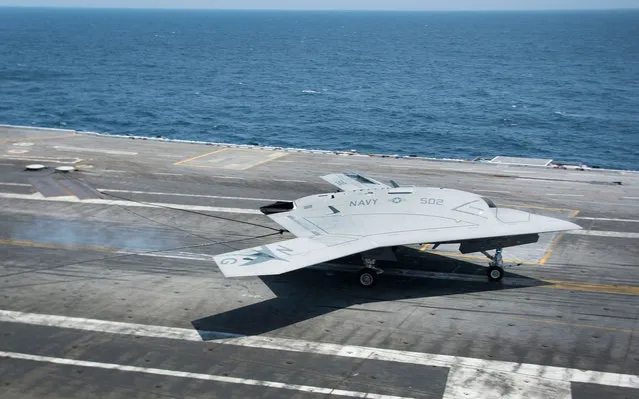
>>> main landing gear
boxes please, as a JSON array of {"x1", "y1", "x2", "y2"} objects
[
  {"x1": 359, "y1": 257, "x2": 384, "y2": 288},
  {"x1": 482, "y1": 248, "x2": 505, "y2": 282}
]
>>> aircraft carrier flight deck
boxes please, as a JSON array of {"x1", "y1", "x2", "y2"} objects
[{"x1": 0, "y1": 125, "x2": 638, "y2": 399}]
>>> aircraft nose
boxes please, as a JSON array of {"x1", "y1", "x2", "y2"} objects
[
  {"x1": 532, "y1": 214, "x2": 583, "y2": 232},
  {"x1": 561, "y1": 219, "x2": 583, "y2": 231},
  {"x1": 499, "y1": 208, "x2": 583, "y2": 232}
]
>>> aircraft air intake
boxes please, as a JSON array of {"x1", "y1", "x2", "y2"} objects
[{"x1": 260, "y1": 201, "x2": 295, "y2": 215}]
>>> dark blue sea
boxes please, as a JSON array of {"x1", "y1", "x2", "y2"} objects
[{"x1": 1, "y1": 8, "x2": 638, "y2": 170}]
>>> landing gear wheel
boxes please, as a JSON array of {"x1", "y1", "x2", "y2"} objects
[
  {"x1": 487, "y1": 266, "x2": 504, "y2": 282},
  {"x1": 359, "y1": 269, "x2": 376, "y2": 288}
]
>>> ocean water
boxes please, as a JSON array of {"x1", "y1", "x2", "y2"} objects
[{"x1": 0, "y1": 7, "x2": 638, "y2": 170}]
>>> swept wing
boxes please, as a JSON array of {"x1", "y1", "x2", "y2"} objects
[
  {"x1": 214, "y1": 173, "x2": 581, "y2": 278},
  {"x1": 214, "y1": 235, "x2": 377, "y2": 277}
]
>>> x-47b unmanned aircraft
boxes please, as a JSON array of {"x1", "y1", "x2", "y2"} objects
[{"x1": 213, "y1": 172, "x2": 581, "y2": 287}]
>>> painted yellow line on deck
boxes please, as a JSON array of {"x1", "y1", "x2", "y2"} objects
[
  {"x1": 541, "y1": 279, "x2": 639, "y2": 296},
  {"x1": 0, "y1": 238, "x2": 115, "y2": 253},
  {"x1": 512, "y1": 316, "x2": 637, "y2": 334},
  {"x1": 539, "y1": 232, "x2": 563, "y2": 265},
  {"x1": 497, "y1": 203, "x2": 580, "y2": 216},
  {"x1": 173, "y1": 147, "x2": 287, "y2": 170},
  {"x1": 173, "y1": 148, "x2": 228, "y2": 166}
]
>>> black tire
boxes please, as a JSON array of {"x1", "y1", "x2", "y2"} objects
[
  {"x1": 487, "y1": 266, "x2": 504, "y2": 282},
  {"x1": 359, "y1": 269, "x2": 376, "y2": 288}
]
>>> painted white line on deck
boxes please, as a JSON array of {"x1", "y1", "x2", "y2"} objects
[
  {"x1": 0, "y1": 182, "x2": 31, "y2": 187},
  {"x1": 97, "y1": 188, "x2": 280, "y2": 202},
  {"x1": 0, "y1": 351, "x2": 405, "y2": 399},
  {"x1": 53, "y1": 145, "x2": 138, "y2": 155},
  {"x1": 428, "y1": 167, "x2": 468, "y2": 172},
  {"x1": 516, "y1": 178, "x2": 575, "y2": 184},
  {"x1": 117, "y1": 250, "x2": 218, "y2": 262},
  {"x1": 0, "y1": 310, "x2": 636, "y2": 399},
  {"x1": 211, "y1": 175, "x2": 246, "y2": 180},
  {"x1": 151, "y1": 172, "x2": 184, "y2": 176},
  {"x1": 0, "y1": 192, "x2": 262, "y2": 214},
  {"x1": 546, "y1": 193, "x2": 585, "y2": 197},
  {"x1": 273, "y1": 179, "x2": 307, "y2": 183},
  {"x1": 622, "y1": 197, "x2": 639, "y2": 200},
  {"x1": 0, "y1": 163, "x2": 16, "y2": 166},
  {"x1": 538, "y1": 197, "x2": 639, "y2": 208},
  {"x1": 577, "y1": 217, "x2": 639, "y2": 223},
  {"x1": 473, "y1": 189, "x2": 510, "y2": 194},
  {"x1": 0, "y1": 156, "x2": 83, "y2": 164},
  {"x1": 565, "y1": 230, "x2": 639, "y2": 239}
]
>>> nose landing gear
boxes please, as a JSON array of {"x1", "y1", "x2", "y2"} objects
[
  {"x1": 482, "y1": 248, "x2": 505, "y2": 282},
  {"x1": 359, "y1": 257, "x2": 384, "y2": 288}
]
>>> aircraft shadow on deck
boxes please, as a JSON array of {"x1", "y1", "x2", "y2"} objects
[{"x1": 192, "y1": 247, "x2": 548, "y2": 339}]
